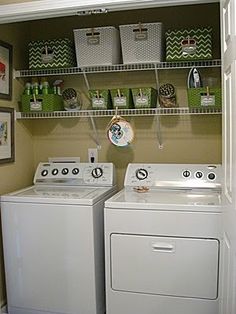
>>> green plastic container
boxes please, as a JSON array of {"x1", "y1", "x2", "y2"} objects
[
  {"x1": 21, "y1": 94, "x2": 64, "y2": 112},
  {"x1": 187, "y1": 87, "x2": 222, "y2": 109},
  {"x1": 131, "y1": 87, "x2": 157, "y2": 108},
  {"x1": 89, "y1": 90, "x2": 112, "y2": 109},
  {"x1": 110, "y1": 88, "x2": 133, "y2": 109}
]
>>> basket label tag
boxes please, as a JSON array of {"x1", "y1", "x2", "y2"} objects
[
  {"x1": 92, "y1": 97, "x2": 105, "y2": 108},
  {"x1": 135, "y1": 95, "x2": 148, "y2": 106},
  {"x1": 41, "y1": 46, "x2": 54, "y2": 64},
  {"x1": 114, "y1": 96, "x2": 127, "y2": 107},
  {"x1": 201, "y1": 95, "x2": 215, "y2": 106},
  {"x1": 134, "y1": 31, "x2": 148, "y2": 41},
  {"x1": 30, "y1": 100, "x2": 42, "y2": 111},
  {"x1": 181, "y1": 37, "x2": 197, "y2": 56},
  {"x1": 87, "y1": 35, "x2": 100, "y2": 45}
]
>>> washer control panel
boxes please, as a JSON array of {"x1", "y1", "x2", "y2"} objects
[
  {"x1": 34, "y1": 162, "x2": 115, "y2": 186},
  {"x1": 124, "y1": 163, "x2": 221, "y2": 189}
]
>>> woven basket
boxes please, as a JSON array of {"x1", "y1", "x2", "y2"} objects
[
  {"x1": 74, "y1": 26, "x2": 121, "y2": 67},
  {"x1": 119, "y1": 22, "x2": 163, "y2": 64}
]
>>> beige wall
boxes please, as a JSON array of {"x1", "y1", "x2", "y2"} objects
[
  {"x1": 0, "y1": 22, "x2": 34, "y2": 306},
  {"x1": 0, "y1": 1, "x2": 221, "y2": 308}
]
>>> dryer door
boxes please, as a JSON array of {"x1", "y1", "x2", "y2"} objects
[{"x1": 110, "y1": 234, "x2": 219, "y2": 299}]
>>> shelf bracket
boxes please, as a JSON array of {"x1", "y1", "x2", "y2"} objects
[
  {"x1": 82, "y1": 70, "x2": 91, "y2": 91},
  {"x1": 13, "y1": 69, "x2": 20, "y2": 79},
  {"x1": 156, "y1": 115, "x2": 163, "y2": 149},
  {"x1": 89, "y1": 115, "x2": 101, "y2": 150},
  {"x1": 154, "y1": 65, "x2": 163, "y2": 148}
]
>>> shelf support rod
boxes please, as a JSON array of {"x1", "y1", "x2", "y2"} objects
[
  {"x1": 89, "y1": 115, "x2": 101, "y2": 150},
  {"x1": 82, "y1": 71, "x2": 90, "y2": 91},
  {"x1": 154, "y1": 65, "x2": 163, "y2": 149}
]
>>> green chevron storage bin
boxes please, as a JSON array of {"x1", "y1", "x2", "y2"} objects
[
  {"x1": 110, "y1": 88, "x2": 133, "y2": 108},
  {"x1": 187, "y1": 87, "x2": 221, "y2": 109},
  {"x1": 21, "y1": 94, "x2": 64, "y2": 112},
  {"x1": 166, "y1": 27, "x2": 212, "y2": 61},
  {"x1": 28, "y1": 38, "x2": 76, "y2": 69},
  {"x1": 131, "y1": 87, "x2": 157, "y2": 108},
  {"x1": 89, "y1": 90, "x2": 112, "y2": 110}
]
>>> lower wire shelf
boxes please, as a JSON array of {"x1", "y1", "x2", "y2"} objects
[{"x1": 15, "y1": 107, "x2": 222, "y2": 119}]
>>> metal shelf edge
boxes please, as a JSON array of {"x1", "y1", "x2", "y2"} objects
[{"x1": 16, "y1": 108, "x2": 222, "y2": 119}]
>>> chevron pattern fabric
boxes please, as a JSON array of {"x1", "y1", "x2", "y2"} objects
[
  {"x1": 166, "y1": 27, "x2": 212, "y2": 61},
  {"x1": 29, "y1": 38, "x2": 76, "y2": 69}
]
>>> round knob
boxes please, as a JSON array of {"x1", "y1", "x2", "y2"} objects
[
  {"x1": 61, "y1": 168, "x2": 69, "y2": 175},
  {"x1": 41, "y1": 169, "x2": 48, "y2": 177},
  {"x1": 92, "y1": 167, "x2": 103, "y2": 179},
  {"x1": 72, "y1": 168, "x2": 79, "y2": 175},
  {"x1": 136, "y1": 168, "x2": 148, "y2": 180},
  {"x1": 52, "y1": 168, "x2": 59, "y2": 176},
  {"x1": 195, "y1": 171, "x2": 203, "y2": 179},
  {"x1": 208, "y1": 172, "x2": 216, "y2": 180},
  {"x1": 183, "y1": 170, "x2": 191, "y2": 178}
]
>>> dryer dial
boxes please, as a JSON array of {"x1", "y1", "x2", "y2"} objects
[
  {"x1": 92, "y1": 167, "x2": 103, "y2": 179},
  {"x1": 136, "y1": 168, "x2": 148, "y2": 181}
]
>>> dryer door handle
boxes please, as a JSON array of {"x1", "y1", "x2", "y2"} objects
[{"x1": 151, "y1": 242, "x2": 175, "y2": 252}]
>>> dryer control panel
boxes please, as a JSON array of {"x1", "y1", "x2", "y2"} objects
[
  {"x1": 34, "y1": 162, "x2": 115, "y2": 186},
  {"x1": 124, "y1": 163, "x2": 221, "y2": 189}
]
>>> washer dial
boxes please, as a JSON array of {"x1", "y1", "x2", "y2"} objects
[
  {"x1": 61, "y1": 168, "x2": 69, "y2": 175},
  {"x1": 72, "y1": 168, "x2": 79, "y2": 175},
  {"x1": 41, "y1": 169, "x2": 48, "y2": 177},
  {"x1": 52, "y1": 168, "x2": 59, "y2": 176}
]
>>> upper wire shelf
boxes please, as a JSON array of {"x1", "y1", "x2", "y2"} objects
[
  {"x1": 14, "y1": 59, "x2": 221, "y2": 78},
  {"x1": 16, "y1": 107, "x2": 222, "y2": 119}
]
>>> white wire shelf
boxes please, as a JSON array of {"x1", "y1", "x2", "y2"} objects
[
  {"x1": 14, "y1": 59, "x2": 221, "y2": 78},
  {"x1": 16, "y1": 107, "x2": 222, "y2": 119}
]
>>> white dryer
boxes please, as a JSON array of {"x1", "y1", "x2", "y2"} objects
[
  {"x1": 104, "y1": 163, "x2": 222, "y2": 314},
  {"x1": 1, "y1": 161, "x2": 116, "y2": 314}
]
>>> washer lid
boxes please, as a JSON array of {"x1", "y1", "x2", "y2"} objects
[
  {"x1": 1, "y1": 185, "x2": 116, "y2": 205},
  {"x1": 105, "y1": 188, "x2": 222, "y2": 212}
]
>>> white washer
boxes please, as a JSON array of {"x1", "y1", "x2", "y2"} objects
[
  {"x1": 1, "y1": 161, "x2": 116, "y2": 314},
  {"x1": 104, "y1": 163, "x2": 222, "y2": 314}
]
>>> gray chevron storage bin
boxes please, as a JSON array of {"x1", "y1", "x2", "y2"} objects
[
  {"x1": 28, "y1": 38, "x2": 76, "y2": 69},
  {"x1": 119, "y1": 22, "x2": 163, "y2": 64},
  {"x1": 166, "y1": 27, "x2": 212, "y2": 61},
  {"x1": 74, "y1": 26, "x2": 121, "y2": 67}
]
